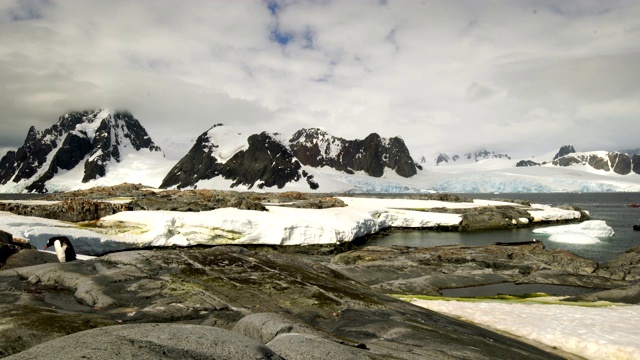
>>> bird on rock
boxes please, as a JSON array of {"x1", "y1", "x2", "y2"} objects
[{"x1": 45, "y1": 236, "x2": 77, "y2": 262}]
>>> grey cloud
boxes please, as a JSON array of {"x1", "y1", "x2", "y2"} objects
[{"x1": 0, "y1": 0, "x2": 639, "y2": 160}]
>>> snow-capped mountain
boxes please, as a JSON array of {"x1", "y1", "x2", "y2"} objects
[
  {"x1": 289, "y1": 128, "x2": 418, "y2": 177},
  {"x1": 0, "y1": 109, "x2": 172, "y2": 193},
  {"x1": 1, "y1": 109, "x2": 639, "y2": 194},
  {"x1": 429, "y1": 149, "x2": 511, "y2": 166},
  {"x1": 160, "y1": 125, "x2": 320, "y2": 190},
  {"x1": 161, "y1": 125, "x2": 419, "y2": 191},
  {"x1": 513, "y1": 144, "x2": 640, "y2": 175}
]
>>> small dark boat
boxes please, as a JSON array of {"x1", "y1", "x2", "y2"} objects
[
  {"x1": 629, "y1": 204, "x2": 640, "y2": 208},
  {"x1": 634, "y1": 225, "x2": 640, "y2": 231}
]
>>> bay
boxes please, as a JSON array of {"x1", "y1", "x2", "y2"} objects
[{"x1": 363, "y1": 192, "x2": 640, "y2": 263}]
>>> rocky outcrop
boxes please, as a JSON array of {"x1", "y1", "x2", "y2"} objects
[
  {"x1": 289, "y1": 128, "x2": 418, "y2": 177},
  {"x1": 83, "y1": 111, "x2": 161, "y2": 182},
  {"x1": 329, "y1": 242, "x2": 631, "y2": 298},
  {"x1": 0, "y1": 246, "x2": 562, "y2": 359},
  {"x1": 0, "y1": 109, "x2": 162, "y2": 193},
  {"x1": 161, "y1": 129, "x2": 319, "y2": 190},
  {"x1": 434, "y1": 149, "x2": 511, "y2": 165},
  {"x1": 552, "y1": 150, "x2": 640, "y2": 175},
  {"x1": 553, "y1": 144, "x2": 576, "y2": 160},
  {"x1": 0, "y1": 199, "x2": 131, "y2": 222},
  {"x1": 515, "y1": 160, "x2": 541, "y2": 167},
  {"x1": 223, "y1": 132, "x2": 310, "y2": 189},
  {"x1": 0, "y1": 230, "x2": 34, "y2": 269}
]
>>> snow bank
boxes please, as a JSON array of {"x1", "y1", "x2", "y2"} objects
[
  {"x1": 0, "y1": 197, "x2": 587, "y2": 254},
  {"x1": 412, "y1": 300, "x2": 640, "y2": 360},
  {"x1": 533, "y1": 220, "x2": 614, "y2": 238},
  {"x1": 548, "y1": 233, "x2": 601, "y2": 244}
]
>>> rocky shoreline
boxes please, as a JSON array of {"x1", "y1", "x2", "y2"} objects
[{"x1": 1, "y1": 186, "x2": 635, "y2": 358}]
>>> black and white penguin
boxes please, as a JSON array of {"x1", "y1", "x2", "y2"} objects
[{"x1": 44, "y1": 236, "x2": 77, "y2": 262}]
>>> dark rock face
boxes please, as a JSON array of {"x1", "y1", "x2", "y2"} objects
[
  {"x1": 610, "y1": 152, "x2": 632, "y2": 175},
  {"x1": 0, "y1": 110, "x2": 162, "y2": 193},
  {"x1": 83, "y1": 112, "x2": 161, "y2": 183},
  {"x1": 0, "y1": 230, "x2": 34, "y2": 269},
  {"x1": 224, "y1": 132, "x2": 305, "y2": 189},
  {"x1": 553, "y1": 151, "x2": 637, "y2": 175},
  {"x1": 633, "y1": 154, "x2": 640, "y2": 174},
  {"x1": 515, "y1": 160, "x2": 541, "y2": 167},
  {"x1": 161, "y1": 129, "x2": 317, "y2": 190},
  {"x1": 464, "y1": 149, "x2": 511, "y2": 162},
  {"x1": 553, "y1": 144, "x2": 576, "y2": 160},
  {"x1": 433, "y1": 150, "x2": 509, "y2": 165},
  {"x1": 289, "y1": 128, "x2": 418, "y2": 177},
  {"x1": 160, "y1": 129, "x2": 223, "y2": 189}
]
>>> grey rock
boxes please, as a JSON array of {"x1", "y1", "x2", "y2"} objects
[
  {"x1": 563, "y1": 283, "x2": 640, "y2": 304},
  {"x1": 233, "y1": 312, "x2": 322, "y2": 343},
  {"x1": 267, "y1": 333, "x2": 374, "y2": 360},
  {"x1": 330, "y1": 243, "x2": 604, "y2": 295},
  {"x1": 0, "y1": 246, "x2": 562, "y2": 359},
  {"x1": 4, "y1": 323, "x2": 282, "y2": 360}
]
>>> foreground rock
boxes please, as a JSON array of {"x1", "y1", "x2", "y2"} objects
[
  {"x1": 5, "y1": 324, "x2": 282, "y2": 360},
  {"x1": 329, "y1": 242, "x2": 635, "y2": 298},
  {"x1": 0, "y1": 246, "x2": 560, "y2": 359},
  {"x1": 0, "y1": 230, "x2": 34, "y2": 269}
]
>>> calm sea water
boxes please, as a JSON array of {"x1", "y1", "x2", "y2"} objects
[{"x1": 363, "y1": 192, "x2": 640, "y2": 263}]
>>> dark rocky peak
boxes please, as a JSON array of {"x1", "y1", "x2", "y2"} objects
[
  {"x1": 289, "y1": 128, "x2": 417, "y2": 178},
  {"x1": 83, "y1": 111, "x2": 162, "y2": 182},
  {"x1": 465, "y1": 149, "x2": 511, "y2": 162},
  {"x1": 56, "y1": 110, "x2": 96, "y2": 133},
  {"x1": 224, "y1": 132, "x2": 312, "y2": 189},
  {"x1": 0, "y1": 109, "x2": 162, "y2": 192},
  {"x1": 435, "y1": 153, "x2": 451, "y2": 165},
  {"x1": 161, "y1": 130, "x2": 318, "y2": 190},
  {"x1": 551, "y1": 150, "x2": 639, "y2": 175},
  {"x1": 553, "y1": 145, "x2": 576, "y2": 160},
  {"x1": 160, "y1": 130, "x2": 223, "y2": 189},
  {"x1": 289, "y1": 128, "x2": 334, "y2": 144},
  {"x1": 515, "y1": 160, "x2": 541, "y2": 167}
]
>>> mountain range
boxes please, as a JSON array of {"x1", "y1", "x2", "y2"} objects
[{"x1": 1, "y1": 109, "x2": 639, "y2": 193}]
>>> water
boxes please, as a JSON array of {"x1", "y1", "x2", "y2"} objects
[{"x1": 363, "y1": 192, "x2": 640, "y2": 263}]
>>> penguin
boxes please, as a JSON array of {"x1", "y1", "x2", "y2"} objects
[{"x1": 44, "y1": 236, "x2": 77, "y2": 262}]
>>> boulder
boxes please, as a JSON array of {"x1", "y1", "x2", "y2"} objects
[{"x1": 3, "y1": 323, "x2": 282, "y2": 360}]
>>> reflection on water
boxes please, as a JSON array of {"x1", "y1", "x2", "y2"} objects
[{"x1": 363, "y1": 192, "x2": 640, "y2": 263}]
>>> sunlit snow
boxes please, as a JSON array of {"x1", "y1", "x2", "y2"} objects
[
  {"x1": 412, "y1": 299, "x2": 640, "y2": 360},
  {"x1": 532, "y1": 220, "x2": 615, "y2": 244}
]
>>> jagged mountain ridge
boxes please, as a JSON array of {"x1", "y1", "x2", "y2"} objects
[
  {"x1": 513, "y1": 144, "x2": 640, "y2": 175},
  {"x1": 1, "y1": 109, "x2": 639, "y2": 194},
  {"x1": 428, "y1": 149, "x2": 512, "y2": 166},
  {"x1": 0, "y1": 109, "x2": 163, "y2": 193},
  {"x1": 289, "y1": 128, "x2": 419, "y2": 177},
  {"x1": 161, "y1": 125, "x2": 418, "y2": 190},
  {"x1": 160, "y1": 125, "x2": 319, "y2": 190}
]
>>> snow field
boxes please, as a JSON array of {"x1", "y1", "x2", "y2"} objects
[{"x1": 412, "y1": 299, "x2": 640, "y2": 360}]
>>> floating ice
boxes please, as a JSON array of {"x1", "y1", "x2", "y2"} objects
[
  {"x1": 548, "y1": 232, "x2": 600, "y2": 244},
  {"x1": 533, "y1": 220, "x2": 614, "y2": 238}
]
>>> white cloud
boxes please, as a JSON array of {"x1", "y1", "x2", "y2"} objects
[{"x1": 0, "y1": 0, "x2": 638, "y2": 159}]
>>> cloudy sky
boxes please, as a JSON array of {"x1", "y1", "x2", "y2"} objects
[{"x1": 1, "y1": 0, "x2": 639, "y2": 160}]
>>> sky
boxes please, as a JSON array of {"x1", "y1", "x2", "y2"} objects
[{"x1": 1, "y1": 0, "x2": 639, "y2": 160}]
